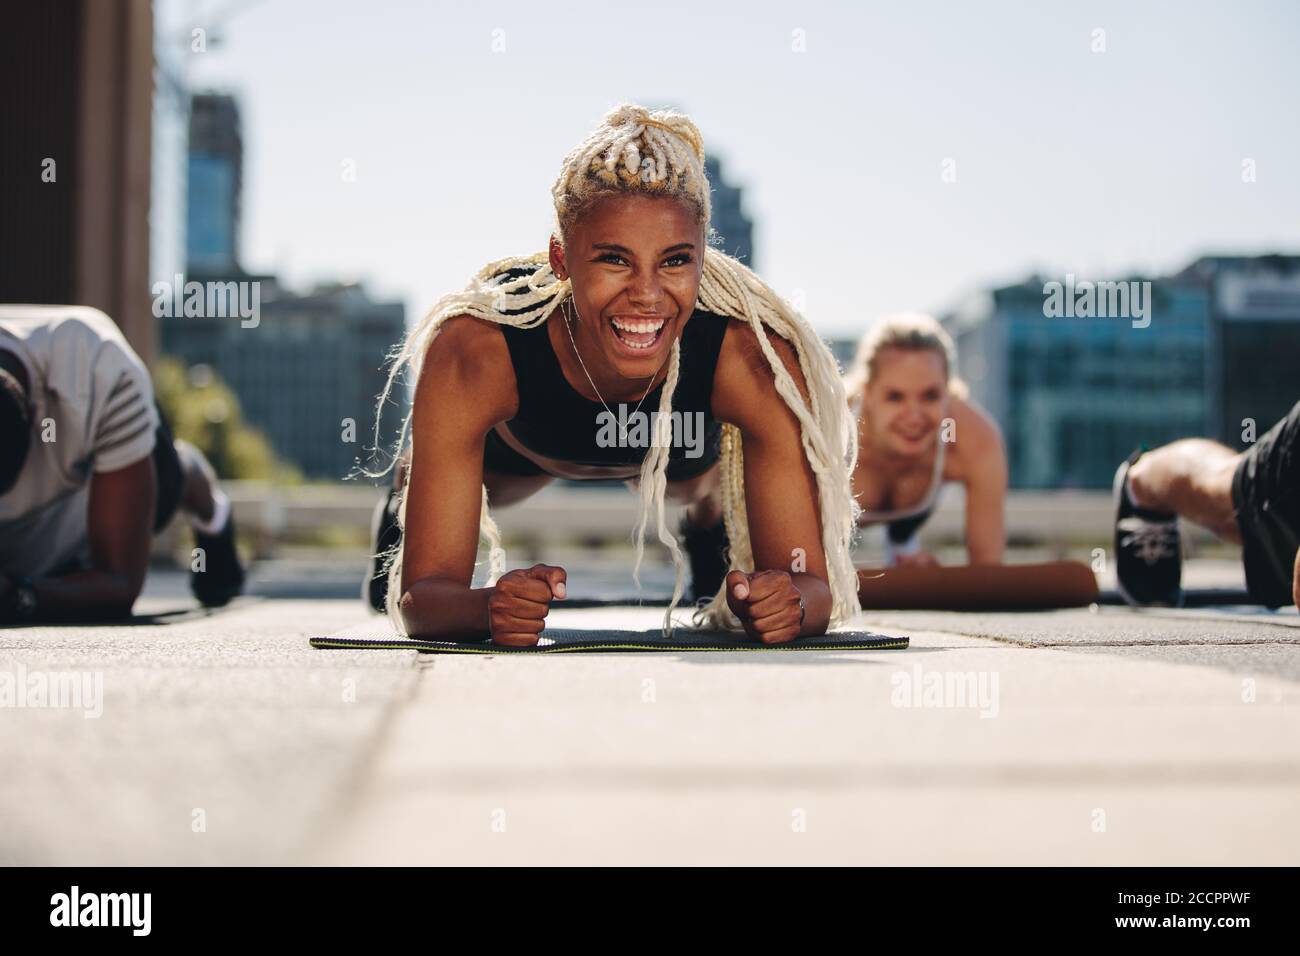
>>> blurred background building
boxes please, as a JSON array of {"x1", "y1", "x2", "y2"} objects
[
  {"x1": 1180, "y1": 255, "x2": 1300, "y2": 447},
  {"x1": 2, "y1": 0, "x2": 1295, "y2": 505},
  {"x1": 186, "y1": 92, "x2": 243, "y2": 275},
  {"x1": 705, "y1": 154, "x2": 755, "y2": 269},
  {"x1": 158, "y1": 86, "x2": 406, "y2": 480},
  {"x1": 938, "y1": 254, "x2": 1300, "y2": 489},
  {"x1": 160, "y1": 277, "x2": 406, "y2": 479}
]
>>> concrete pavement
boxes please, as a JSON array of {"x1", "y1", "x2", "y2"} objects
[{"x1": 1, "y1": 559, "x2": 1297, "y2": 865}]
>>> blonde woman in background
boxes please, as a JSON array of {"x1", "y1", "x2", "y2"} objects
[
  {"x1": 844, "y1": 313, "x2": 1008, "y2": 567},
  {"x1": 365, "y1": 104, "x2": 862, "y2": 646}
]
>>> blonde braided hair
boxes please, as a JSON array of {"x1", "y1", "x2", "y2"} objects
[
  {"x1": 843, "y1": 311, "x2": 969, "y2": 404},
  {"x1": 372, "y1": 103, "x2": 862, "y2": 636}
]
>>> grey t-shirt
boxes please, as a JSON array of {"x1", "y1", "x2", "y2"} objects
[{"x1": 0, "y1": 305, "x2": 159, "y2": 577}]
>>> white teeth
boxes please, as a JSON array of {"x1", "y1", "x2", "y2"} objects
[
  {"x1": 611, "y1": 316, "x2": 666, "y2": 334},
  {"x1": 610, "y1": 316, "x2": 666, "y2": 350}
]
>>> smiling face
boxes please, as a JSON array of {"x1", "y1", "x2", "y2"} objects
[
  {"x1": 862, "y1": 347, "x2": 950, "y2": 457},
  {"x1": 550, "y1": 193, "x2": 705, "y2": 392}
]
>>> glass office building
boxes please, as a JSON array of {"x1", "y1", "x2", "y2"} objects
[
  {"x1": 944, "y1": 277, "x2": 1211, "y2": 489},
  {"x1": 159, "y1": 280, "x2": 407, "y2": 480},
  {"x1": 186, "y1": 93, "x2": 243, "y2": 275}
]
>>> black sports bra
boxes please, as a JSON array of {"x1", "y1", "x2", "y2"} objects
[{"x1": 496, "y1": 303, "x2": 729, "y2": 471}]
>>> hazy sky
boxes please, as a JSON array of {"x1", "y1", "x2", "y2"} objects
[{"x1": 168, "y1": 0, "x2": 1300, "y2": 337}]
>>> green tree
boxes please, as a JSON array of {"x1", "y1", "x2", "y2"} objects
[{"x1": 153, "y1": 356, "x2": 301, "y2": 483}]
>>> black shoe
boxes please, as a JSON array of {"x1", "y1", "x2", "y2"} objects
[
  {"x1": 364, "y1": 486, "x2": 402, "y2": 613},
  {"x1": 1113, "y1": 450, "x2": 1182, "y2": 607},
  {"x1": 680, "y1": 514, "x2": 729, "y2": 603},
  {"x1": 191, "y1": 515, "x2": 245, "y2": 608}
]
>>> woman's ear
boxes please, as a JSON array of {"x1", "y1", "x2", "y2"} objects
[{"x1": 549, "y1": 234, "x2": 568, "y2": 280}]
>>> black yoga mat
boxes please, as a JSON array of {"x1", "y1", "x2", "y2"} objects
[{"x1": 311, "y1": 627, "x2": 908, "y2": 654}]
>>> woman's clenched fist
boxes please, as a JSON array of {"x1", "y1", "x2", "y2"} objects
[
  {"x1": 487, "y1": 564, "x2": 567, "y2": 646},
  {"x1": 725, "y1": 569, "x2": 805, "y2": 644}
]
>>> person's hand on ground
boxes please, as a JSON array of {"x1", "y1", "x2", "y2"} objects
[
  {"x1": 894, "y1": 551, "x2": 940, "y2": 568},
  {"x1": 487, "y1": 564, "x2": 566, "y2": 646},
  {"x1": 726, "y1": 569, "x2": 804, "y2": 645}
]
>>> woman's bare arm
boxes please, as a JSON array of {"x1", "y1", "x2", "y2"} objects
[
  {"x1": 950, "y1": 396, "x2": 1008, "y2": 565},
  {"x1": 396, "y1": 316, "x2": 519, "y2": 639},
  {"x1": 712, "y1": 320, "x2": 833, "y2": 640}
]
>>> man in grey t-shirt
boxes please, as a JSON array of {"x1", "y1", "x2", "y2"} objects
[{"x1": 0, "y1": 305, "x2": 244, "y2": 622}]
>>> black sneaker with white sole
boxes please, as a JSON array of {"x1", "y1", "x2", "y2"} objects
[
  {"x1": 1113, "y1": 449, "x2": 1183, "y2": 607},
  {"x1": 679, "y1": 514, "x2": 729, "y2": 604},
  {"x1": 191, "y1": 515, "x2": 246, "y2": 608}
]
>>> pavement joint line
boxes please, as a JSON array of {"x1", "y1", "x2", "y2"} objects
[
  {"x1": 291, "y1": 672, "x2": 424, "y2": 863},
  {"x1": 286, "y1": 620, "x2": 425, "y2": 863},
  {"x1": 1014, "y1": 639, "x2": 1299, "y2": 649},
  {"x1": 370, "y1": 762, "x2": 1300, "y2": 790},
  {"x1": 851, "y1": 623, "x2": 1300, "y2": 650}
]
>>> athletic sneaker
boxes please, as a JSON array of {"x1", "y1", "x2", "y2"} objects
[
  {"x1": 680, "y1": 513, "x2": 729, "y2": 603},
  {"x1": 191, "y1": 514, "x2": 246, "y2": 607},
  {"x1": 1113, "y1": 450, "x2": 1182, "y2": 607},
  {"x1": 364, "y1": 486, "x2": 402, "y2": 613}
]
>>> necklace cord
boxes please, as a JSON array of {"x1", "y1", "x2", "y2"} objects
[{"x1": 562, "y1": 299, "x2": 670, "y2": 439}]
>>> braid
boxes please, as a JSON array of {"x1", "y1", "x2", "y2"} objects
[
  {"x1": 629, "y1": 338, "x2": 689, "y2": 637},
  {"x1": 370, "y1": 103, "x2": 862, "y2": 636},
  {"x1": 553, "y1": 104, "x2": 712, "y2": 235}
]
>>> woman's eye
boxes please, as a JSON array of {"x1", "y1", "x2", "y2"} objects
[
  {"x1": 597, "y1": 253, "x2": 627, "y2": 265},
  {"x1": 663, "y1": 254, "x2": 692, "y2": 267}
]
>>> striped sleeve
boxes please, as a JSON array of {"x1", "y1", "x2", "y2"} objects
[{"x1": 91, "y1": 354, "x2": 159, "y2": 473}]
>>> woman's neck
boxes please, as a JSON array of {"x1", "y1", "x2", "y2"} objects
[{"x1": 548, "y1": 299, "x2": 671, "y2": 405}]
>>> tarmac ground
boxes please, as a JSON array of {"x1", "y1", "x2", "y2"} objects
[{"x1": 2, "y1": 555, "x2": 1297, "y2": 865}]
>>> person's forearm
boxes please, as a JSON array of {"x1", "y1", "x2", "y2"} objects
[
  {"x1": 26, "y1": 569, "x2": 142, "y2": 622},
  {"x1": 966, "y1": 509, "x2": 1006, "y2": 565},
  {"x1": 398, "y1": 576, "x2": 494, "y2": 640},
  {"x1": 967, "y1": 541, "x2": 1004, "y2": 565},
  {"x1": 791, "y1": 572, "x2": 831, "y2": 636}
]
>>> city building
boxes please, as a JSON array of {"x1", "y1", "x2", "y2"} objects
[
  {"x1": 187, "y1": 93, "x2": 243, "y2": 275},
  {"x1": 166, "y1": 90, "x2": 407, "y2": 480},
  {"x1": 943, "y1": 274, "x2": 1211, "y2": 489},
  {"x1": 1173, "y1": 255, "x2": 1300, "y2": 448},
  {"x1": 705, "y1": 154, "x2": 755, "y2": 269},
  {"x1": 941, "y1": 255, "x2": 1300, "y2": 489},
  {"x1": 159, "y1": 279, "x2": 407, "y2": 480}
]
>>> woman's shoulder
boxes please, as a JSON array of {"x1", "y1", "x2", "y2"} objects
[
  {"x1": 711, "y1": 316, "x2": 807, "y2": 425},
  {"x1": 945, "y1": 394, "x2": 1005, "y2": 467},
  {"x1": 427, "y1": 313, "x2": 512, "y2": 363},
  {"x1": 417, "y1": 314, "x2": 519, "y2": 420},
  {"x1": 716, "y1": 315, "x2": 806, "y2": 379}
]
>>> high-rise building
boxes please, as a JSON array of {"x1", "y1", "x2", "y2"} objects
[
  {"x1": 187, "y1": 93, "x2": 243, "y2": 275},
  {"x1": 705, "y1": 154, "x2": 755, "y2": 269},
  {"x1": 170, "y1": 90, "x2": 408, "y2": 479},
  {"x1": 940, "y1": 254, "x2": 1300, "y2": 489},
  {"x1": 159, "y1": 279, "x2": 407, "y2": 480},
  {"x1": 943, "y1": 274, "x2": 1211, "y2": 489},
  {"x1": 1173, "y1": 255, "x2": 1300, "y2": 448}
]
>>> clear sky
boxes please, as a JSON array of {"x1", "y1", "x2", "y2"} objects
[{"x1": 168, "y1": 0, "x2": 1300, "y2": 337}]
